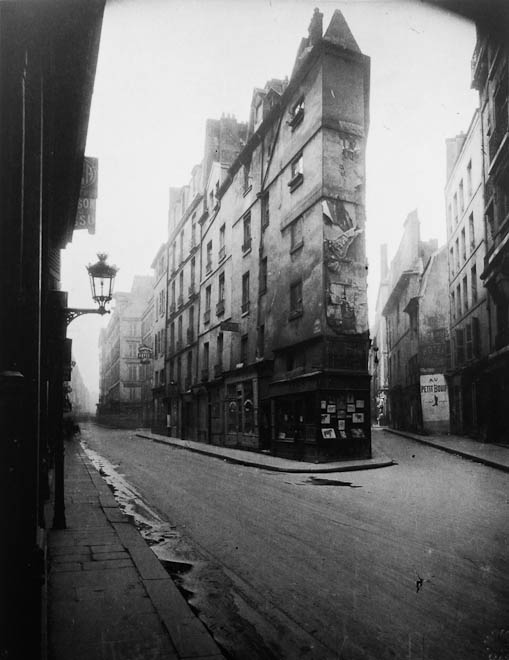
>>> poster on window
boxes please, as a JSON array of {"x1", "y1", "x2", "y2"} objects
[{"x1": 420, "y1": 374, "x2": 450, "y2": 432}]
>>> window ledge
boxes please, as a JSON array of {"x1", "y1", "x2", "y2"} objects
[
  {"x1": 288, "y1": 173, "x2": 303, "y2": 192},
  {"x1": 289, "y1": 309, "x2": 303, "y2": 321},
  {"x1": 290, "y1": 241, "x2": 304, "y2": 255},
  {"x1": 243, "y1": 185, "x2": 252, "y2": 198}
]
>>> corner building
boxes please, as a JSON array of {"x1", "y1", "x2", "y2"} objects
[{"x1": 167, "y1": 9, "x2": 371, "y2": 460}]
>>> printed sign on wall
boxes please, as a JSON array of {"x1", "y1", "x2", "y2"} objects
[{"x1": 420, "y1": 374, "x2": 449, "y2": 427}]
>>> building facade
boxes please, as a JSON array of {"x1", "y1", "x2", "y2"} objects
[
  {"x1": 471, "y1": 26, "x2": 509, "y2": 442},
  {"x1": 0, "y1": 2, "x2": 105, "y2": 656},
  {"x1": 151, "y1": 243, "x2": 168, "y2": 433},
  {"x1": 161, "y1": 9, "x2": 372, "y2": 460},
  {"x1": 98, "y1": 276, "x2": 153, "y2": 428},
  {"x1": 382, "y1": 212, "x2": 451, "y2": 433},
  {"x1": 445, "y1": 111, "x2": 489, "y2": 437}
]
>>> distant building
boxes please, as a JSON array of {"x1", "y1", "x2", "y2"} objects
[
  {"x1": 163, "y1": 9, "x2": 372, "y2": 460},
  {"x1": 69, "y1": 360, "x2": 93, "y2": 417},
  {"x1": 471, "y1": 26, "x2": 509, "y2": 442},
  {"x1": 444, "y1": 111, "x2": 489, "y2": 437},
  {"x1": 382, "y1": 211, "x2": 450, "y2": 433},
  {"x1": 140, "y1": 286, "x2": 155, "y2": 428},
  {"x1": 370, "y1": 245, "x2": 390, "y2": 425},
  {"x1": 97, "y1": 275, "x2": 153, "y2": 427}
]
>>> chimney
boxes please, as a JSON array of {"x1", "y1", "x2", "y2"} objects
[
  {"x1": 445, "y1": 133, "x2": 466, "y2": 181},
  {"x1": 308, "y1": 7, "x2": 323, "y2": 46},
  {"x1": 380, "y1": 244, "x2": 388, "y2": 281}
]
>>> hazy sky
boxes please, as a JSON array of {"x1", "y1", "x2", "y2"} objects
[{"x1": 62, "y1": 0, "x2": 479, "y2": 396}]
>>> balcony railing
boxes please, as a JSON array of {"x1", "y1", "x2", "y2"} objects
[
  {"x1": 204, "y1": 309, "x2": 211, "y2": 324},
  {"x1": 216, "y1": 299, "x2": 225, "y2": 316},
  {"x1": 214, "y1": 363, "x2": 223, "y2": 378}
]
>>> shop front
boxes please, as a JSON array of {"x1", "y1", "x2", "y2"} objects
[{"x1": 268, "y1": 372, "x2": 371, "y2": 461}]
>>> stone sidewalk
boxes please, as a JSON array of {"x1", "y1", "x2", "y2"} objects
[
  {"x1": 383, "y1": 427, "x2": 509, "y2": 473},
  {"x1": 47, "y1": 439, "x2": 224, "y2": 660},
  {"x1": 136, "y1": 431, "x2": 396, "y2": 473}
]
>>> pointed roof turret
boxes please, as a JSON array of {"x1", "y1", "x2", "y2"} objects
[{"x1": 323, "y1": 9, "x2": 361, "y2": 52}]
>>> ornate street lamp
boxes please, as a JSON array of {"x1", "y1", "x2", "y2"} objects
[
  {"x1": 53, "y1": 253, "x2": 117, "y2": 530},
  {"x1": 65, "y1": 253, "x2": 118, "y2": 325}
]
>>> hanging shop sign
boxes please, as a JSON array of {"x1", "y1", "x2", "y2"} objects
[
  {"x1": 220, "y1": 321, "x2": 240, "y2": 333},
  {"x1": 74, "y1": 157, "x2": 98, "y2": 235}
]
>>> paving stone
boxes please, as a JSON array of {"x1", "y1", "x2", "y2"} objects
[
  {"x1": 82, "y1": 558, "x2": 133, "y2": 571},
  {"x1": 91, "y1": 551, "x2": 129, "y2": 561},
  {"x1": 103, "y1": 508, "x2": 128, "y2": 523},
  {"x1": 104, "y1": 634, "x2": 178, "y2": 660},
  {"x1": 112, "y1": 522, "x2": 151, "y2": 549},
  {"x1": 143, "y1": 578, "x2": 191, "y2": 615},
  {"x1": 51, "y1": 562, "x2": 83, "y2": 572},
  {"x1": 91, "y1": 544, "x2": 126, "y2": 554},
  {"x1": 157, "y1": 613, "x2": 221, "y2": 659},
  {"x1": 127, "y1": 546, "x2": 169, "y2": 580}
]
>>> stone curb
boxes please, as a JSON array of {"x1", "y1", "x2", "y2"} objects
[
  {"x1": 384, "y1": 428, "x2": 509, "y2": 474},
  {"x1": 136, "y1": 432, "x2": 397, "y2": 474}
]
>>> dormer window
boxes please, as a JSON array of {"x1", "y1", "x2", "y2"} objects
[
  {"x1": 288, "y1": 97, "x2": 304, "y2": 129},
  {"x1": 254, "y1": 101, "x2": 263, "y2": 129}
]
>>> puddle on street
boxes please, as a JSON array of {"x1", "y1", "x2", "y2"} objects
[{"x1": 299, "y1": 476, "x2": 362, "y2": 488}]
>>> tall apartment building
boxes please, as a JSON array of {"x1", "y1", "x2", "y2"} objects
[
  {"x1": 151, "y1": 243, "x2": 168, "y2": 433},
  {"x1": 382, "y1": 211, "x2": 450, "y2": 433},
  {"x1": 471, "y1": 27, "x2": 509, "y2": 442},
  {"x1": 140, "y1": 284, "x2": 155, "y2": 428},
  {"x1": 97, "y1": 275, "x2": 153, "y2": 427},
  {"x1": 166, "y1": 120, "x2": 247, "y2": 440},
  {"x1": 163, "y1": 9, "x2": 371, "y2": 460},
  {"x1": 445, "y1": 111, "x2": 489, "y2": 437}
]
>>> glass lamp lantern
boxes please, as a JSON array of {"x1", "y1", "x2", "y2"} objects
[{"x1": 86, "y1": 253, "x2": 118, "y2": 314}]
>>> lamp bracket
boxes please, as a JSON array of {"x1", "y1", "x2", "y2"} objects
[{"x1": 65, "y1": 307, "x2": 110, "y2": 326}]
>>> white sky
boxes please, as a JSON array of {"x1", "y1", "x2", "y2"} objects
[{"x1": 62, "y1": 0, "x2": 479, "y2": 398}]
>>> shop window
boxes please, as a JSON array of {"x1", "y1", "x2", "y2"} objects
[
  {"x1": 290, "y1": 217, "x2": 303, "y2": 252},
  {"x1": 242, "y1": 212, "x2": 252, "y2": 253},
  {"x1": 289, "y1": 280, "x2": 303, "y2": 318},
  {"x1": 471, "y1": 265, "x2": 478, "y2": 303},
  {"x1": 206, "y1": 241, "x2": 212, "y2": 273},
  {"x1": 261, "y1": 192, "x2": 269, "y2": 230},
  {"x1": 288, "y1": 153, "x2": 303, "y2": 192},
  {"x1": 288, "y1": 96, "x2": 304, "y2": 129},
  {"x1": 240, "y1": 334, "x2": 248, "y2": 364},
  {"x1": 242, "y1": 272, "x2": 250, "y2": 314},
  {"x1": 259, "y1": 257, "x2": 267, "y2": 294},
  {"x1": 469, "y1": 212, "x2": 475, "y2": 251}
]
